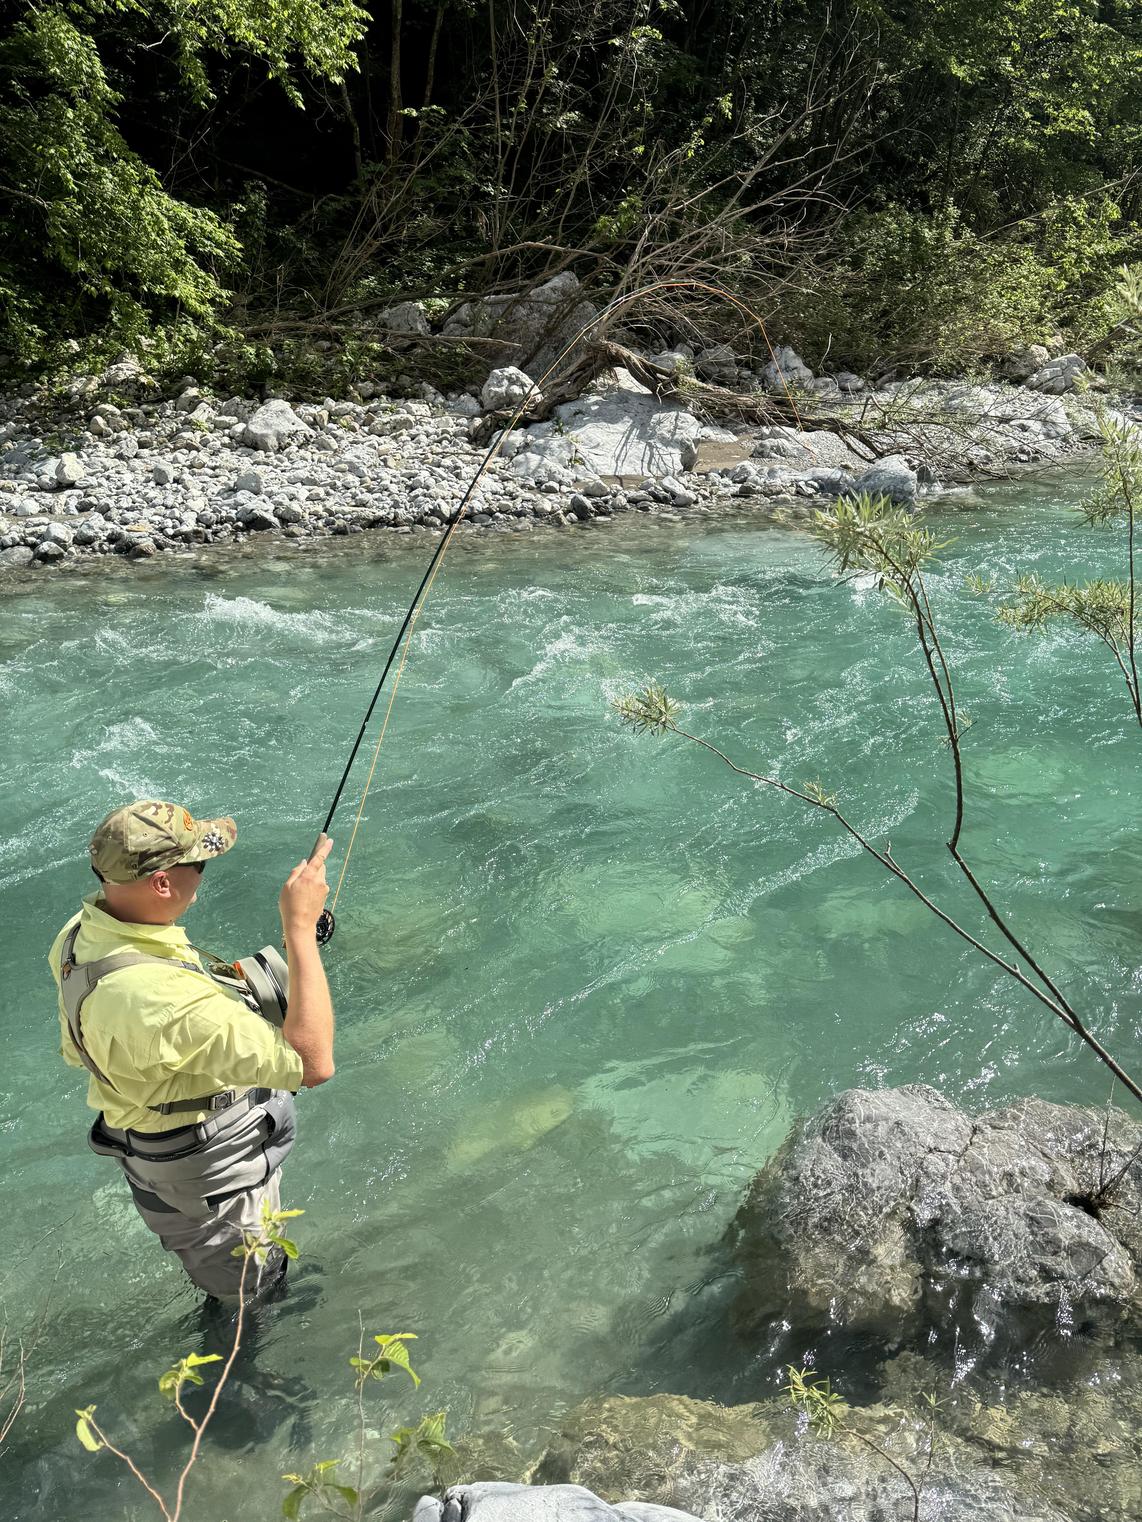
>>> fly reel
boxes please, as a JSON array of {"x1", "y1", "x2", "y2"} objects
[{"x1": 208, "y1": 947, "x2": 290, "y2": 1027}]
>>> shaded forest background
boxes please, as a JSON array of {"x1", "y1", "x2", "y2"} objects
[{"x1": 2, "y1": 0, "x2": 1140, "y2": 388}]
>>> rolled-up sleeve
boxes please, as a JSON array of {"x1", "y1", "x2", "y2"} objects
[{"x1": 158, "y1": 978, "x2": 304, "y2": 1093}]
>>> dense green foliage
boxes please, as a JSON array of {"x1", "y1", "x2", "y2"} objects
[
  {"x1": 1, "y1": 0, "x2": 1140, "y2": 376},
  {"x1": 0, "y1": 0, "x2": 365, "y2": 364}
]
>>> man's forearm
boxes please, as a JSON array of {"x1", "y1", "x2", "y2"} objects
[{"x1": 282, "y1": 927, "x2": 335, "y2": 1086}]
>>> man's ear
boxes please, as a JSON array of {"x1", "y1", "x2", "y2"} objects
[{"x1": 149, "y1": 871, "x2": 173, "y2": 901}]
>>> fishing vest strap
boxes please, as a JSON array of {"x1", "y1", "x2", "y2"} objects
[
  {"x1": 58, "y1": 923, "x2": 234, "y2": 1115},
  {"x1": 150, "y1": 1089, "x2": 244, "y2": 1116}
]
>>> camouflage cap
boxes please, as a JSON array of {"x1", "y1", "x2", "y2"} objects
[{"x1": 90, "y1": 800, "x2": 237, "y2": 883}]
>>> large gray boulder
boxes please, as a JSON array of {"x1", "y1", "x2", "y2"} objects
[
  {"x1": 482, "y1": 367, "x2": 539, "y2": 413},
  {"x1": 509, "y1": 370, "x2": 735, "y2": 480},
  {"x1": 379, "y1": 300, "x2": 431, "y2": 347},
  {"x1": 761, "y1": 345, "x2": 814, "y2": 392},
  {"x1": 729, "y1": 1086, "x2": 1141, "y2": 1341},
  {"x1": 1001, "y1": 344, "x2": 1051, "y2": 382},
  {"x1": 443, "y1": 272, "x2": 598, "y2": 379},
  {"x1": 855, "y1": 454, "x2": 918, "y2": 502},
  {"x1": 413, "y1": 1484, "x2": 698, "y2": 1522},
  {"x1": 1025, "y1": 354, "x2": 1088, "y2": 395},
  {"x1": 55, "y1": 452, "x2": 83, "y2": 487},
  {"x1": 242, "y1": 399, "x2": 314, "y2": 452},
  {"x1": 37, "y1": 520, "x2": 74, "y2": 548}
]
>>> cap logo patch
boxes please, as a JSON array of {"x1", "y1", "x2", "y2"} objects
[
  {"x1": 202, "y1": 830, "x2": 226, "y2": 854},
  {"x1": 183, "y1": 810, "x2": 194, "y2": 832}
]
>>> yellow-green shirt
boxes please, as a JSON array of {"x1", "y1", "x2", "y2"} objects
[{"x1": 50, "y1": 893, "x2": 303, "y2": 1132}]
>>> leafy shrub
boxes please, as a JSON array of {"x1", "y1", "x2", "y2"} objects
[{"x1": 781, "y1": 200, "x2": 1137, "y2": 374}]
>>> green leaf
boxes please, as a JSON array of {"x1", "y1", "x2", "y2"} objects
[
  {"x1": 416, "y1": 1410, "x2": 452, "y2": 1455},
  {"x1": 371, "y1": 1334, "x2": 421, "y2": 1387},
  {"x1": 282, "y1": 1486, "x2": 306, "y2": 1520},
  {"x1": 75, "y1": 1407, "x2": 103, "y2": 1453},
  {"x1": 612, "y1": 683, "x2": 680, "y2": 736}
]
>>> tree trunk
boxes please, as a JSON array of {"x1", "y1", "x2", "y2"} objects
[
  {"x1": 424, "y1": 3, "x2": 445, "y2": 109},
  {"x1": 385, "y1": 0, "x2": 404, "y2": 167}
]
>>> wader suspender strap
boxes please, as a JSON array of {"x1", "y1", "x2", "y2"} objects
[{"x1": 58, "y1": 924, "x2": 242, "y2": 1116}]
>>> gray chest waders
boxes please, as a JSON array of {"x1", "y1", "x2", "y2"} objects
[{"x1": 58, "y1": 925, "x2": 296, "y2": 1217}]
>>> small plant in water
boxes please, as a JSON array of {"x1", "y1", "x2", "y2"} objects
[
  {"x1": 785, "y1": 1365, "x2": 931, "y2": 1521},
  {"x1": 73, "y1": 1202, "x2": 304, "y2": 1522},
  {"x1": 283, "y1": 1330, "x2": 452, "y2": 1519},
  {"x1": 72, "y1": 1205, "x2": 450, "y2": 1522}
]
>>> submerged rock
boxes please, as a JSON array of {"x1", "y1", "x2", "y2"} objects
[
  {"x1": 527, "y1": 1392, "x2": 1072, "y2": 1522},
  {"x1": 728, "y1": 1085, "x2": 1140, "y2": 1342},
  {"x1": 444, "y1": 1085, "x2": 574, "y2": 1171},
  {"x1": 882, "y1": 1348, "x2": 1142, "y2": 1522}
]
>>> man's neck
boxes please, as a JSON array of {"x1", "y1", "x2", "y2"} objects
[{"x1": 96, "y1": 895, "x2": 178, "y2": 929}]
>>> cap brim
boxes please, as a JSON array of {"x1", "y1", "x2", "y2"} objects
[{"x1": 182, "y1": 815, "x2": 238, "y2": 865}]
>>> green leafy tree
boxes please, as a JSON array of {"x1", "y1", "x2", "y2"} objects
[{"x1": 0, "y1": 1, "x2": 366, "y2": 361}]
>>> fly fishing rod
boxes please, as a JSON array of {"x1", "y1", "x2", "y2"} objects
[{"x1": 309, "y1": 279, "x2": 794, "y2": 944}]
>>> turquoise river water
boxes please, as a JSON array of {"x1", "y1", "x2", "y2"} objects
[{"x1": 2, "y1": 473, "x2": 1139, "y2": 1519}]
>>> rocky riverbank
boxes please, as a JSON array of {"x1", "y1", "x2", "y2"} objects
[{"x1": 1, "y1": 308, "x2": 1133, "y2": 573}]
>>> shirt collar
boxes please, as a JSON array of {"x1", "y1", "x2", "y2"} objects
[{"x1": 81, "y1": 890, "x2": 191, "y2": 949}]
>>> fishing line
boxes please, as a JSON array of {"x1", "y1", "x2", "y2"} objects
[{"x1": 312, "y1": 279, "x2": 798, "y2": 943}]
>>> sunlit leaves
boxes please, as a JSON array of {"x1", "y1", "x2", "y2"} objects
[
  {"x1": 157, "y1": 1352, "x2": 222, "y2": 1402},
  {"x1": 811, "y1": 493, "x2": 950, "y2": 586},
  {"x1": 611, "y1": 683, "x2": 681, "y2": 736},
  {"x1": 232, "y1": 1202, "x2": 304, "y2": 1262},
  {"x1": 999, "y1": 575, "x2": 1132, "y2": 644},
  {"x1": 74, "y1": 1406, "x2": 103, "y2": 1453},
  {"x1": 284, "y1": 1337, "x2": 450, "y2": 1518},
  {"x1": 350, "y1": 1332, "x2": 420, "y2": 1390},
  {"x1": 280, "y1": 1459, "x2": 358, "y2": 1519},
  {"x1": 0, "y1": 0, "x2": 367, "y2": 355},
  {"x1": 999, "y1": 403, "x2": 1141, "y2": 724},
  {"x1": 784, "y1": 1365, "x2": 849, "y2": 1437},
  {"x1": 389, "y1": 1410, "x2": 453, "y2": 1475}
]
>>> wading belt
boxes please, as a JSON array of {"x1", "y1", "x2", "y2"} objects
[
  {"x1": 92, "y1": 1089, "x2": 273, "y2": 1158},
  {"x1": 58, "y1": 923, "x2": 246, "y2": 1117}
]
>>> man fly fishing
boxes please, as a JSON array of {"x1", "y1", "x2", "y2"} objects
[{"x1": 49, "y1": 801, "x2": 335, "y2": 1299}]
